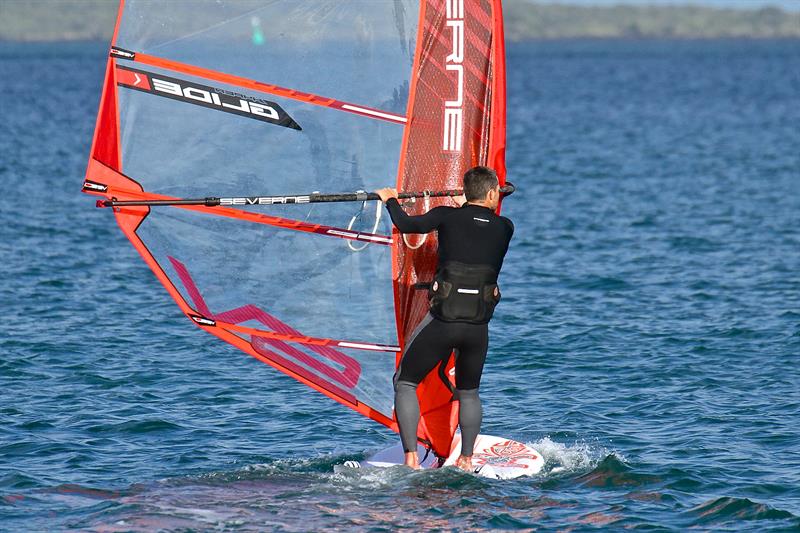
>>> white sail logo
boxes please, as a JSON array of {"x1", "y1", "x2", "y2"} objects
[
  {"x1": 152, "y1": 78, "x2": 280, "y2": 120},
  {"x1": 219, "y1": 196, "x2": 311, "y2": 206},
  {"x1": 443, "y1": 0, "x2": 464, "y2": 152}
]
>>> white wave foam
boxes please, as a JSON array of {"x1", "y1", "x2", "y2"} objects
[{"x1": 525, "y1": 436, "x2": 619, "y2": 475}]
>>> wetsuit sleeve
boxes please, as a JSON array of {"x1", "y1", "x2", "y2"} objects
[
  {"x1": 385, "y1": 198, "x2": 448, "y2": 234},
  {"x1": 502, "y1": 216, "x2": 515, "y2": 237}
]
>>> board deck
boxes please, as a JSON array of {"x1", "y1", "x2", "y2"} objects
[{"x1": 356, "y1": 434, "x2": 544, "y2": 479}]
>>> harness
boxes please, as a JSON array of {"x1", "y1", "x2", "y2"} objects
[{"x1": 428, "y1": 261, "x2": 501, "y2": 324}]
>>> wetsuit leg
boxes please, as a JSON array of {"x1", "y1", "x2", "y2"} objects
[
  {"x1": 394, "y1": 381, "x2": 421, "y2": 453},
  {"x1": 456, "y1": 388, "x2": 482, "y2": 457},
  {"x1": 452, "y1": 322, "x2": 488, "y2": 390},
  {"x1": 394, "y1": 314, "x2": 455, "y2": 453},
  {"x1": 454, "y1": 322, "x2": 489, "y2": 457}
]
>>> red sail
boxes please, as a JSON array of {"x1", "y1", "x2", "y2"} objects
[{"x1": 83, "y1": 0, "x2": 506, "y2": 460}]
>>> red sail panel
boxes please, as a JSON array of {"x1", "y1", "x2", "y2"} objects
[
  {"x1": 394, "y1": 0, "x2": 507, "y2": 458},
  {"x1": 86, "y1": 1, "x2": 125, "y2": 172}
]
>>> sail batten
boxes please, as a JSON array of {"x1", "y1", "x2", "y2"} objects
[
  {"x1": 112, "y1": 51, "x2": 410, "y2": 125},
  {"x1": 85, "y1": 0, "x2": 506, "y2": 459}
]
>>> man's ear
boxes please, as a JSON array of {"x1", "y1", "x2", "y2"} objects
[{"x1": 490, "y1": 187, "x2": 501, "y2": 207}]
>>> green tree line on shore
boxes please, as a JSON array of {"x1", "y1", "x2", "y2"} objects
[{"x1": 1, "y1": 0, "x2": 798, "y2": 42}]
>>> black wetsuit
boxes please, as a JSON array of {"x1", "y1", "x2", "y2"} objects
[
  {"x1": 386, "y1": 200, "x2": 513, "y2": 275},
  {"x1": 386, "y1": 199, "x2": 514, "y2": 456}
]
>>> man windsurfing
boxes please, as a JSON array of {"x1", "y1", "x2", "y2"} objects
[{"x1": 375, "y1": 166, "x2": 514, "y2": 471}]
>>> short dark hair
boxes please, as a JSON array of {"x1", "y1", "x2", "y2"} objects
[{"x1": 463, "y1": 166, "x2": 498, "y2": 201}]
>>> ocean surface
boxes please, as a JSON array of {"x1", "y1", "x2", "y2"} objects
[{"x1": 1, "y1": 39, "x2": 799, "y2": 531}]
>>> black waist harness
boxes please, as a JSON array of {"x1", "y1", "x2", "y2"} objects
[{"x1": 428, "y1": 261, "x2": 501, "y2": 324}]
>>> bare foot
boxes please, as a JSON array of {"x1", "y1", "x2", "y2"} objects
[
  {"x1": 404, "y1": 451, "x2": 420, "y2": 470},
  {"x1": 454, "y1": 455, "x2": 473, "y2": 472}
]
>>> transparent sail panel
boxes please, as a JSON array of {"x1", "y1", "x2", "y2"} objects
[
  {"x1": 137, "y1": 207, "x2": 397, "y2": 346},
  {"x1": 134, "y1": 204, "x2": 398, "y2": 417},
  {"x1": 116, "y1": 0, "x2": 418, "y2": 112},
  {"x1": 116, "y1": 65, "x2": 405, "y2": 211}
]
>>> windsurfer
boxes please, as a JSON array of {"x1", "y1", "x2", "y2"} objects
[{"x1": 375, "y1": 166, "x2": 514, "y2": 472}]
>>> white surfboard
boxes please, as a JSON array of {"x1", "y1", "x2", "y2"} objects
[{"x1": 356, "y1": 434, "x2": 544, "y2": 479}]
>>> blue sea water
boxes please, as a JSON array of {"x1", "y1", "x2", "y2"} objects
[{"x1": 1, "y1": 39, "x2": 799, "y2": 531}]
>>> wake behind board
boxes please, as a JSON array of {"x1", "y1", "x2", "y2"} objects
[{"x1": 356, "y1": 434, "x2": 543, "y2": 479}]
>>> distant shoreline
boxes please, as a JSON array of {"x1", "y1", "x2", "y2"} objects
[
  {"x1": 3, "y1": 37, "x2": 797, "y2": 50},
  {"x1": 503, "y1": 2, "x2": 800, "y2": 40},
  {"x1": 1, "y1": 1, "x2": 799, "y2": 42}
]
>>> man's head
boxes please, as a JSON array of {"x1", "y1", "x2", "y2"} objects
[{"x1": 463, "y1": 166, "x2": 500, "y2": 209}]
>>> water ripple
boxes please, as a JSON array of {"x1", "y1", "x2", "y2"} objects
[{"x1": 2, "y1": 39, "x2": 799, "y2": 531}]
